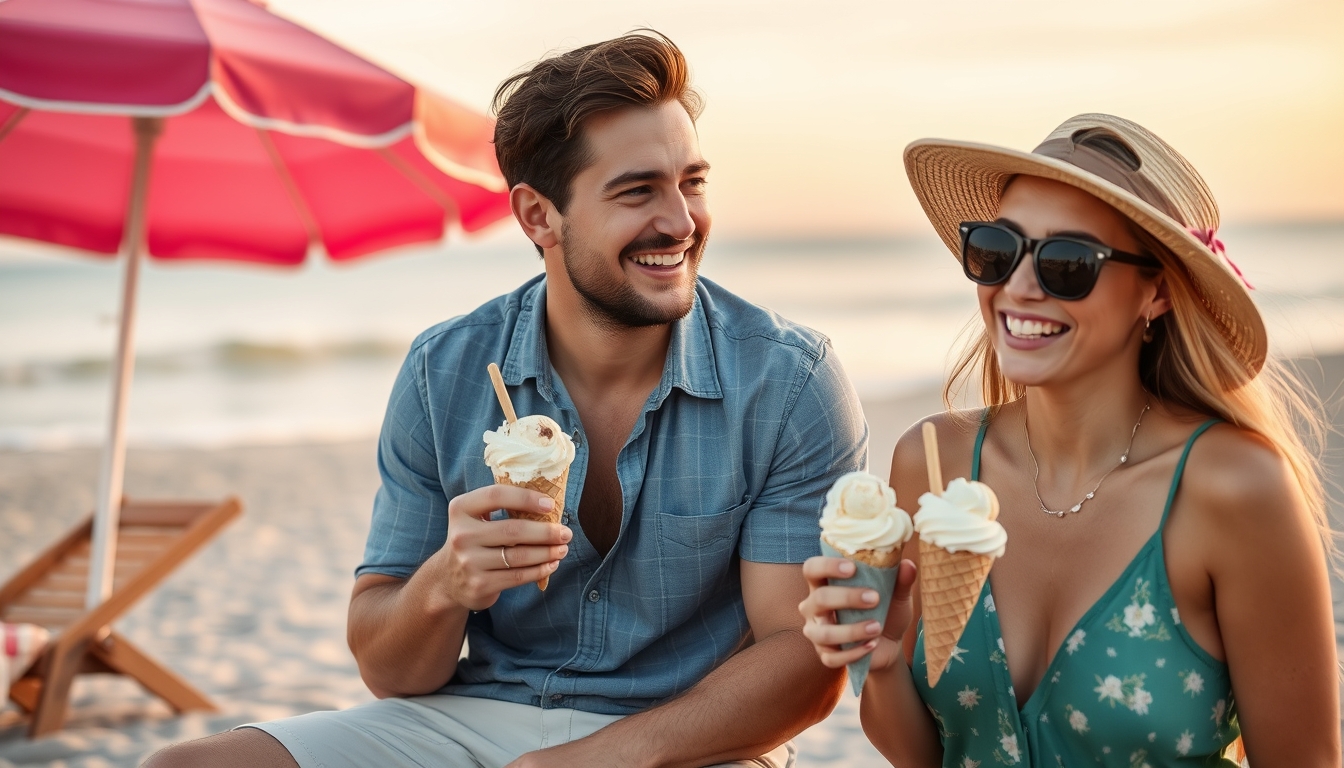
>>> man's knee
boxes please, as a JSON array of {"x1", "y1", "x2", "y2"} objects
[{"x1": 142, "y1": 727, "x2": 299, "y2": 768}]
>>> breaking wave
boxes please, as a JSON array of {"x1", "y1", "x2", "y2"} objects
[{"x1": 0, "y1": 339, "x2": 411, "y2": 388}]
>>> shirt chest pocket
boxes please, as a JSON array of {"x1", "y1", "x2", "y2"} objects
[
  {"x1": 656, "y1": 496, "x2": 751, "y2": 551},
  {"x1": 653, "y1": 497, "x2": 752, "y2": 627}
]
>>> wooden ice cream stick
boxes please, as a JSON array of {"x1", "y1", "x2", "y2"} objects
[
  {"x1": 487, "y1": 363, "x2": 517, "y2": 423},
  {"x1": 922, "y1": 421, "x2": 943, "y2": 496}
]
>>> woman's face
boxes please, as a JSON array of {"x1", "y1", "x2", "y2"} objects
[{"x1": 981, "y1": 175, "x2": 1167, "y2": 388}]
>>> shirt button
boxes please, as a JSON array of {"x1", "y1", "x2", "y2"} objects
[
  {"x1": 588, "y1": 590, "x2": 600, "y2": 602},
  {"x1": 561, "y1": 514, "x2": 570, "y2": 525},
  {"x1": 550, "y1": 693, "x2": 564, "y2": 703},
  {"x1": 572, "y1": 430, "x2": 583, "y2": 446},
  {"x1": 558, "y1": 670, "x2": 572, "y2": 678}
]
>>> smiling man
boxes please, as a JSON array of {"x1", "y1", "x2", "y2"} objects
[{"x1": 145, "y1": 31, "x2": 864, "y2": 768}]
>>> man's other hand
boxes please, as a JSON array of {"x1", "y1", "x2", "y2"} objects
[{"x1": 504, "y1": 738, "x2": 640, "y2": 768}]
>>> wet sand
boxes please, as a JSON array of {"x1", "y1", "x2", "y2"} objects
[{"x1": 1, "y1": 353, "x2": 1340, "y2": 767}]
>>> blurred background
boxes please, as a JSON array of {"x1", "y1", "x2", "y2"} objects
[
  {"x1": 1, "y1": 1, "x2": 1341, "y2": 765},
  {"x1": 3, "y1": 0, "x2": 1341, "y2": 453}
]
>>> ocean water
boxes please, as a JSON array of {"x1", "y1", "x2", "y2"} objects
[{"x1": 2, "y1": 222, "x2": 1342, "y2": 450}]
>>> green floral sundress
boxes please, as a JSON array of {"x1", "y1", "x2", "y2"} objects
[{"x1": 911, "y1": 419, "x2": 1241, "y2": 767}]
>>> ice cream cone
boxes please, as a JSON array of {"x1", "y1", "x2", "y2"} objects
[
  {"x1": 494, "y1": 468, "x2": 568, "y2": 590},
  {"x1": 820, "y1": 540, "x2": 899, "y2": 695},
  {"x1": 918, "y1": 538, "x2": 993, "y2": 688}
]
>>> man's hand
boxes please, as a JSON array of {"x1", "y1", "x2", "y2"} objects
[
  {"x1": 503, "y1": 739, "x2": 637, "y2": 768},
  {"x1": 348, "y1": 484, "x2": 573, "y2": 697},
  {"x1": 439, "y1": 484, "x2": 572, "y2": 611}
]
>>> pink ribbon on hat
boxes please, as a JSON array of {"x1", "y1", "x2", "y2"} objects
[{"x1": 1187, "y1": 226, "x2": 1253, "y2": 290}]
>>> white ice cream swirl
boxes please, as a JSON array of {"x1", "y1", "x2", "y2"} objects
[
  {"x1": 482, "y1": 415, "x2": 575, "y2": 483},
  {"x1": 913, "y1": 478, "x2": 1006, "y2": 557},
  {"x1": 819, "y1": 472, "x2": 913, "y2": 556}
]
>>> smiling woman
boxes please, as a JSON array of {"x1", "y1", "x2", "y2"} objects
[{"x1": 798, "y1": 113, "x2": 1339, "y2": 767}]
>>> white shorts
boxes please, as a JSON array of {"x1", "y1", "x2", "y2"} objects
[{"x1": 241, "y1": 695, "x2": 795, "y2": 768}]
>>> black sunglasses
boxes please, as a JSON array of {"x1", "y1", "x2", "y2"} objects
[{"x1": 958, "y1": 221, "x2": 1162, "y2": 300}]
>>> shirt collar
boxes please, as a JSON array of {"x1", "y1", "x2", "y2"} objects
[{"x1": 502, "y1": 278, "x2": 723, "y2": 403}]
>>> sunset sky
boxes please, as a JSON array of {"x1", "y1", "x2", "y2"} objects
[{"x1": 271, "y1": 0, "x2": 1342, "y2": 239}]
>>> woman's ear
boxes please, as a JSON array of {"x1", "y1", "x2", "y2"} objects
[
  {"x1": 510, "y1": 184, "x2": 559, "y2": 251},
  {"x1": 1146, "y1": 275, "x2": 1173, "y2": 321}
]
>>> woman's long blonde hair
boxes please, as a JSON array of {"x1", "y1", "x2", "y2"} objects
[{"x1": 944, "y1": 227, "x2": 1335, "y2": 554}]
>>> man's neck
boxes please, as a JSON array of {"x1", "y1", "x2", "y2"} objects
[{"x1": 543, "y1": 292, "x2": 673, "y2": 401}]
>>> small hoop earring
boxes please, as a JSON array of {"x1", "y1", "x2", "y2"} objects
[{"x1": 1142, "y1": 313, "x2": 1155, "y2": 343}]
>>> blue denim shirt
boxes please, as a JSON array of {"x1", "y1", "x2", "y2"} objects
[{"x1": 358, "y1": 274, "x2": 867, "y2": 715}]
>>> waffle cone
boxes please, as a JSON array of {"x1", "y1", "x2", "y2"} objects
[
  {"x1": 493, "y1": 468, "x2": 569, "y2": 591},
  {"x1": 919, "y1": 538, "x2": 994, "y2": 688}
]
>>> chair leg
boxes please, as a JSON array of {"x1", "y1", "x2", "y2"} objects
[
  {"x1": 89, "y1": 632, "x2": 215, "y2": 713},
  {"x1": 28, "y1": 638, "x2": 87, "y2": 738}
]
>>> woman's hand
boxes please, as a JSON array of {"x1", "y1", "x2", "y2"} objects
[{"x1": 799, "y1": 556, "x2": 918, "y2": 673}]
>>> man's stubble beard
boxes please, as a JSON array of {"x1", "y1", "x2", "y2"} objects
[{"x1": 560, "y1": 222, "x2": 707, "y2": 330}]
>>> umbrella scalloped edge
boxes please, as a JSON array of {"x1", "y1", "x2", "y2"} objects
[
  {"x1": 0, "y1": 81, "x2": 214, "y2": 118},
  {"x1": 212, "y1": 85, "x2": 414, "y2": 150}
]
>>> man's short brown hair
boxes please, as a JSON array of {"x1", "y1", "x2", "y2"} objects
[{"x1": 492, "y1": 30, "x2": 703, "y2": 214}]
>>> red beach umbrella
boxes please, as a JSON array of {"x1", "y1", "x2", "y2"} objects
[{"x1": 0, "y1": 0, "x2": 511, "y2": 609}]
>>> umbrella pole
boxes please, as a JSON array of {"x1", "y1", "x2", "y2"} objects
[{"x1": 86, "y1": 117, "x2": 164, "y2": 610}]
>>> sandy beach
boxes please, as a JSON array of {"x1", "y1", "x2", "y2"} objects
[{"x1": 2, "y1": 354, "x2": 1341, "y2": 767}]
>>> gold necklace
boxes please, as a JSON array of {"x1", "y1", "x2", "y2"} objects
[{"x1": 1024, "y1": 401, "x2": 1150, "y2": 518}]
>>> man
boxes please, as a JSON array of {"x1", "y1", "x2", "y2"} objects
[{"x1": 147, "y1": 30, "x2": 865, "y2": 768}]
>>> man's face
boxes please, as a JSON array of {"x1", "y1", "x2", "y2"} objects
[{"x1": 552, "y1": 101, "x2": 711, "y2": 328}]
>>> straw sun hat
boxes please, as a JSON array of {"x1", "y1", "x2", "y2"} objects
[{"x1": 904, "y1": 113, "x2": 1266, "y2": 374}]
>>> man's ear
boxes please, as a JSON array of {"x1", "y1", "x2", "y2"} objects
[{"x1": 510, "y1": 184, "x2": 559, "y2": 251}]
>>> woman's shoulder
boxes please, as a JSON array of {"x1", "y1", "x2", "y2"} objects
[
  {"x1": 890, "y1": 407, "x2": 989, "y2": 491},
  {"x1": 1172, "y1": 421, "x2": 1321, "y2": 569},
  {"x1": 1179, "y1": 421, "x2": 1300, "y2": 523}
]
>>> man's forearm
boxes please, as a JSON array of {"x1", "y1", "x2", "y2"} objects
[
  {"x1": 577, "y1": 628, "x2": 844, "y2": 768},
  {"x1": 347, "y1": 561, "x2": 470, "y2": 698}
]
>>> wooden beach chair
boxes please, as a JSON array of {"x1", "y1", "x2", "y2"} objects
[{"x1": 1, "y1": 496, "x2": 241, "y2": 737}]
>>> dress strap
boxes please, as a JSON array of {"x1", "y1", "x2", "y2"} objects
[
  {"x1": 1159, "y1": 419, "x2": 1221, "y2": 526},
  {"x1": 971, "y1": 409, "x2": 991, "y2": 482}
]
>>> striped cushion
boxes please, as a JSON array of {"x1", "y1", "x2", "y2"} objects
[{"x1": 2, "y1": 622, "x2": 50, "y2": 695}]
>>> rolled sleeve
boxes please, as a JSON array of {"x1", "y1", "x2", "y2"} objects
[
  {"x1": 738, "y1": 341, "x2": 868, "y2": 564},
  {"x1": 357, "y1": 347, "x2": 447, "y2": 580}
]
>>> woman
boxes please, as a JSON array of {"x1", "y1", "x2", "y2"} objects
[{"x1": 799, "y1": 114, "x2": 1338, "y2": 765}]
